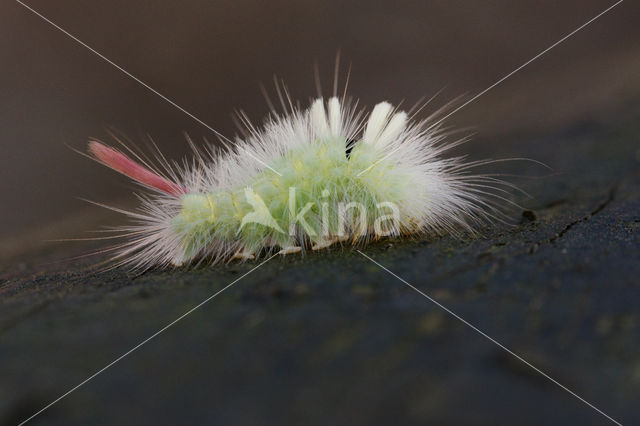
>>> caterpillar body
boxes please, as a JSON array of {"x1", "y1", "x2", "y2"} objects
[{"x1": 88, "y1": 95, "x2": 507, "y2": 269}]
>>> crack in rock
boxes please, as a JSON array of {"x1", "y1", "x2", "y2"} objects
[{"x1": 529, "y1": 184, "x2": 618, "y2": 254}]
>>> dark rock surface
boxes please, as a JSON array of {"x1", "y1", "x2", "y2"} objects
[{"x1": 1, "y1": 105, "x2": 639, "y2": 425}]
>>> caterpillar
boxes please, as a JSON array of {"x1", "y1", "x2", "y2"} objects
[{"x1": 86, "y1": 89, "x2": 514, "y2": 269}]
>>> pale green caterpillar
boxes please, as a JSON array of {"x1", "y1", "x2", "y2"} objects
[{"x1": 88, "y1": 96, "x2": 506, "y2": 269}]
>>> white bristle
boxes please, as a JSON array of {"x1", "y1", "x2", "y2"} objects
[
  {"x1": 328, "y1": 97, "x2": 342, "y2": 136},
  {"x1": 363, "y1": 101, "x2": 393, "y2": 146},
  {"x1": 375, "y1": 111, "x2": 407, "y2": 149},
  {"x1": 310, "y1": 98, "x2": 329, "y2": 138}
]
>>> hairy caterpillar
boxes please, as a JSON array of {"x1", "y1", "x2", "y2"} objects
[{"x1": 87, "y1": 90, "x2": 513, "y2": 269}]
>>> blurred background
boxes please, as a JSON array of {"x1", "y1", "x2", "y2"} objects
[
  {"x1": 2, "y1": 3, "x2": 640, "y2": 424},
  {"x1": 1, "y1": 0, "x2": 639, "y2": 252}
]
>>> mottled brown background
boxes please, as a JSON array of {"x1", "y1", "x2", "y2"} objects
[{"x1": 1, "y1": 0, "x2": 639, "y2": 251}]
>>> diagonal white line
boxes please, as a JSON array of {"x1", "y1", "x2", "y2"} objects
[
  {"x1": 14, "y1": 0, "x2": 282, "y2": 177},
  {"x1": 357, "y1": 0, "x2": 624, "y2": 177},
  {"x1": 435, "y1": 0, "x2": 623, "y2": 125},
  {"x1": 18, "y1": 253, "x2": 279, "y2": 426},
  {"x1": 357, "y1": 250, "x2": 622, "y2": 425}
]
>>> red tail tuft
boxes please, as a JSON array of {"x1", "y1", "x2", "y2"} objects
[{"x1": 88, "y1": 141, "x2": 185, "y2": 196}]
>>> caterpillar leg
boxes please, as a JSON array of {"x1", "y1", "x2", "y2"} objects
[
  {"x1": 232, "y1": 249, "x2": 255, "y2": 260},
  {"x1": 278, "y1": 246, "x2": 302, "y2": 255},
  {"x1": 312, "y1": 237, "x2": 341, "y2": 251}
]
